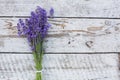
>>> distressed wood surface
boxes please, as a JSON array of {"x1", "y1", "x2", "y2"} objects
[
  {"x1": 0, "y1": 0, "x2": 120, "y2": 17},
  {"x1": 0, "y1": 0, "x2": 120, "y2": 80},
  {"x1": 0, "y1": 18, "x2": 120, "y2": 52},
  {"x1": 0, "y1": 54, "x2": 119, "y2": 80}
]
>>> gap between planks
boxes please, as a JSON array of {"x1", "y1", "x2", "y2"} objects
[
  {"x1": 0, "y1": 16, "x2": 120, "y2": 19},
  {"x1": 0, "y1": 52, "x2": 119, "y2": 54}
]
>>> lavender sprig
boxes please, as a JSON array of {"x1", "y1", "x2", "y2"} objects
[
  {"x1": 17, "y1": 6, "x2": 54, "y2": 80},
  {"x1": 49, "y1": 8, "x2": 54, "y2": 18}
]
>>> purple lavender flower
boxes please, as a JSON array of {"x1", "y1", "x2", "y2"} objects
[
  {"x1": 17, "y1": 6, "x2": 52, "y2": 51},
  {"x1": 49, "y1": 8, "x2": 54, "y2": 17},
  {"x1": 17, "y1": 23, "x2": 21, "y2": 36}
]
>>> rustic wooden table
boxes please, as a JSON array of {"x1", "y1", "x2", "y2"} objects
[{"x1": 0, "y1": 0, "x2": 120, "y2": 80}]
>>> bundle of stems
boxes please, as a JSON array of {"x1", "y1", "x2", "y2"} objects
[{"x1": 33, "y1": 40, "x2": 43, "y2": 80}]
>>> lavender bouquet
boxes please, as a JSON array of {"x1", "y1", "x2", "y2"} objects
[{"x1": 17, "y1": 6, "x2": 54, "y2": 80}]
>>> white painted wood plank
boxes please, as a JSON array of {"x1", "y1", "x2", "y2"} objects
[
  {"x1": 1, "y1": 18, "x2": 120, "y2": 36},
  {"x1": 0, "y1": 54, "x2": 119, "y2": 80},
  {"x1": 0, "y1": 0, "x2": 120, "y2": 17},
  {"x1": 0, "y1": 18, "x2": 120, "y2": 52}
]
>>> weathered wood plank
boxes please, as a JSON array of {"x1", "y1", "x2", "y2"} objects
[
  {"x1": 0, "y1": 18, "x2": 120, "y2": 52},
  {"x1": 0, "y1": 54, "x2": 119, "y2": 80},
  {"x1": 1, "y1": 18, "x2": 120, "y2": 36},
  {"x1": 0, "y1": 0, "x2": 120, "y2": 17}
]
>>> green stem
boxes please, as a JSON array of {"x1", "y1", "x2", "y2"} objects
[
  {"x1": 33, "y1": 40, "x2": 44, "y2": 80},
  {"x1": 36, "y1": 72, "x2": 42, "y2": 80}
]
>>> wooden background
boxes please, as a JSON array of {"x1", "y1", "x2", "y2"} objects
[{"x1": 0, "y1": 0, "x2": 120, "y2": 80}]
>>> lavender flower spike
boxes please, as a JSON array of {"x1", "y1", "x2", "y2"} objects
[{"x1": 49, "y1": 8, "x2": 54, "y2": 17}]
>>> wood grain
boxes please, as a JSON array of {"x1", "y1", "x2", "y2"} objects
[
  {"x1": 0, "y1": 1, "x2": 119, "y2": 80},
  {"x1": 0, "y1": 53, "x2": 119, "y2": 80},
  {"x1": 0, "y1": 0, "x2": 120, "y2": 17},
  {"x1": 0, "y1": 18, "x2": 120, "y2": 52}
]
